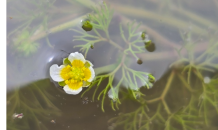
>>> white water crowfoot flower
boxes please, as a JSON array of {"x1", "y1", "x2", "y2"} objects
[{"x1": 50, "y1": 52, "x2": 95, "y2": 95}]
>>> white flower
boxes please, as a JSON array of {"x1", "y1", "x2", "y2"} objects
[{"x1": 50, "y1": 52, "x2": 95, "y2": 95}]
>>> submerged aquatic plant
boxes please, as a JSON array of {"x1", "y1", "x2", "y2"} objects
[
  {"x1": 12, "y1": 29, "x2": 40, "y2": 56},
  {"x1": 7, "y1": 79, "x2": 61, "y2": 130},
  {"x1": 8, "y1": 0, "x2": 57, "y2": 56},
  {"x1": 170, "y1": 31, "x2": 218, "y2": 84},
  {"x1": 71, "y1": 2, "x2": 115, "y2": 58},
  {"x1": 71, "y1": 2, "x2": 155, "y2": 112},
  {"x1": 81, "y1": 19, "x2": 93, "y2": 31},
  {"x1": 170, "y1": 31, "x2": 218, "y2": 125},
  {"x1": 198, "y1": 74, "x2": 218, "y2": 126},
  {"x1": 107, "y1": 28, "x2": 218, "y2": 129},
  {"x1": 7, "y1": 0, "x2": 218, "y2": 129}
]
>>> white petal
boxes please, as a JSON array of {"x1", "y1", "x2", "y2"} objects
[
  {"x1": 63, "y1": 85, "x2": 82, "y2": 95},
  {"x1": 86, "y1": 60, "x2": 94, "y2": 67},
  {"x1": 68, "y1": 52, "x2": 85, "y2": 63},
  {"x1": 50, "y1": 64, "x2": 65, "y2": 82},
  {"x1": 87, "y1": 67, "x2": 95, "y2": 82}
]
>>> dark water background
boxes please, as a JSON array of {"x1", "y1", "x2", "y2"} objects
[{"x1": 7, "y1": 0, "x2": 218, "y2": 130}]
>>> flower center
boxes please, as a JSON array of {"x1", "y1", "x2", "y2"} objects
[
  {"x1": 60, "y1": 60, "x2": 92, "y2": 90},
  {"x1": 70, "y1": 66, "x2": 86, "y2": 82}
]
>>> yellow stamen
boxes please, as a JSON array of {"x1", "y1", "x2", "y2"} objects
[
  {"x1": 60, "y1": 66, "x2": 71, "y2": 80},
  {"x1": 62, "y1": 59, "x2": 92, "y2": 90}
]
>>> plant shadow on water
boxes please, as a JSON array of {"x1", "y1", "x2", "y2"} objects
[{"x1": 7, "y1": 0, "x2": 218, "y2": 130}]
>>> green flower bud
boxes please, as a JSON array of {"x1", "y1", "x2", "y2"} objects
[
  {"x1": 81, "y1": 19, "x2": 93, "y2": 31},
  {"x1": 141, "y1": 31, "x2": 146, "y2": 40}
]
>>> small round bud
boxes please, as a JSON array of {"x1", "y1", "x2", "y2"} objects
[
  {"x1": 145, "y1": 41, "x2": 156, "y2": 52},
  {"x1": 141, "y1": 31, "x2": 146, "y2": 40},
  {"x1": 81, "y1": 19, "x2": 93, "y2": 31},
  {"x1": 137, "y1": 59, "x2": 143, "y2": 64}
]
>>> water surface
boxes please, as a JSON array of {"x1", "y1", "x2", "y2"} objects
[{"x1": 7, "y1": 0, "x2": 218, "y2": 130}]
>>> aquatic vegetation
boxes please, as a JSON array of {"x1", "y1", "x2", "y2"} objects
[
  {"x1": 137, "y1": 59, "x2": 143, "y2": 65},
  {"x1": 7, "y1": 0, "x2": 218, "y2": 129},
  {"x1": 106, "y1": 29, "x2": 218, "y2": 129},
  {"x1": 170, "y1": 32, "x2": 218, "y2": 126},
  {"x1": 50, "y1": 52, "x2": 95, "y2": 95},
  {"x1": 7, "y1": 0, "x2": 57, "y2": 55},
  {"x1": 71, "y1": 2, "x2": 115, "y2": 58},
  {"x1": 7, "y1": 79, "x2": 61, "y2": 130},
  {"x1": 145, "y1": 41, "x2": 156, "y2": 52},
  {"x1": 12, "y1": 29, "x2": 39, "y2": 56},
  {"x1": 71, "y1": 2, "x2": 155, "y2": 112},
  {"x1": 197, "y1": 73, "x2": 218, "y2": 126},
  {"x1": 170, "y1": 31, "x2": 218, "y2": 84},
  {"x1": 81, "y1": 19, "x2": 93, "y2": 31},
  {"x1": 141, "y1": 31, "x2": 146, "y2": 40},
  {"x1": 140, "y1": 31, "x2": 155, "y2": 52}
]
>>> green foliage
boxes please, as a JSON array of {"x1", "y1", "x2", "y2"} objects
[
  {"x1": 71, "y1": 2, "x2": 114, "y2": 58},
  {"x1": 89, "y1": 2, "x2": 114, "y2": 33},
  {"x1": 109, "y1": 104, "x2": 165, "y2": 130},
  {"x1": 107, "y1": 69, "x2": 218, "y2": 130},
  {"x1": 72, "y1": 3, "x2": 155, "y2": 112},
  {"x1": 7, "y1": 79, "x2": 61, "y2": 130},
  {"x1": 7, "y1": 0, "x2": 218, "y2": 130},
  {"x1": 105, "y1": 26, "x2": 218, "y2": 129},
  {"x1": 8, "y1": 0, "x2": 56, "y2": 55},
  {"x1": 169, "y1": 31, "x2": 218, "y2": 126},
  {"x1": 141, "y1": 31, "x2": 146, "y2": 40},
  {"x1": 165, "y1": 108, "x2": 202, "y2": 130},
  {"x1": 198, "y1": 75, "x2": 218, "y2": 126},
  {"x1": 120, "y1": 21, "x2": 146, "y2": 59},
  {"x1": 170, "y1": 31, "x2": 218, "y2": 84},
  {"x1": 110, "y1": 103, "x2": 200, "y2": 130},
  {"x1": 13, "y1": 30, "x2": 39, "y2": 56}
]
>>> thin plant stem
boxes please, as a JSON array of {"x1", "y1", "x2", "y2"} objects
[{"x1": 161, "y1": 71, "x2": 175, "y2": 98}]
